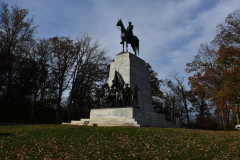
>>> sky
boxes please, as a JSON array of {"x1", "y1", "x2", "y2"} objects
[{"x1": 2, "y1": 0, "x2": 240, "y2": 92}]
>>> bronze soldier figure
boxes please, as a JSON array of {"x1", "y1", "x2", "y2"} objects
[
  {"x1": 111, "y1": 80, "x2": 116, "y2": 89},
  {"x1": 131, "y1": 85, "x2": 140, "y2": 106},
  {"x1": 117, "y1": 84, "x2": 125, "y2": 106},
  {"x1": 124, "y1": 83, "x2": 131, "y2": 105}
]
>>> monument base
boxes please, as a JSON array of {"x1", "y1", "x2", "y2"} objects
[{"x1": 62, "y1": 107, "x2": 186, "y2": 128}]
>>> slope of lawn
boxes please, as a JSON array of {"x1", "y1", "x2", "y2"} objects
[{"x1": 0, "y1": 124, "x2": 239, "y2": 159}]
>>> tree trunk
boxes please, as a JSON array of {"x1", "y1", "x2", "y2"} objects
[
  {"x1": 236, "y1": 113, "x2": 240, "y2": 124},
  {"x1": 39, "y1": 87, "x2": 44, "y2": 122},
  {"x1": 182, "y1": 88, "x2": 190, "y2": 125},
  {"x1": 169, "y1": 105, "x2": 172, "y2": 121},
  {"x1": 227, "y1": 107, "x2": 230, "y2": 124},
  {"x1": 221, "y1": 109, "x2": 227, "y2": 129},
  {"x1": 179, "y1": 108, "x2": 183, "y2": 125},
  {"x1": 56, "y1": 82, "x2": 63, "y2": 122},
  {"x1": 68, "y1": 92, "x2": 72, "y2": 122},
  {"x1": 172, "y1": 101, "x2": 175, "y2": 123},
  {"x1": 31, "y1": 90, "x2": 38, "y2": 119},
  {"x1": 6, "y1": 65, "x2": 13, "y2": 118},
  {"x1": 78, "y1": 101, "x2": 81, "y2": 120},
  {"x1": 68, "y1": 79, "x2": 76, "y2": 122},
  {"x1": 236, "y1": 105, "x2": 240, "y2": 124}
]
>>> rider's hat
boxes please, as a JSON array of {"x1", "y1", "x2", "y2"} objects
[
  {"x1": 128, "y1": 21, "x2": 132, "y2": 24},
  {"x1": 125, "y1": 83, "x2": 129, "y2": 86}
]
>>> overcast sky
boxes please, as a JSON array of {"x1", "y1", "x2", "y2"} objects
[{"x1": 2, "y1": 0, "x2": 240, "y2": 91}]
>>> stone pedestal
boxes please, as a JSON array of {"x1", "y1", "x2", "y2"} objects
[
  {"x1": 108, "y1": 52, "x2": 153, "y2": 112},
  {"x1": 62, "y1": 107, "x2": 184, "y2": 128}
]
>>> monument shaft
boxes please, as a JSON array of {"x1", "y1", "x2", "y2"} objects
[{"x1": 108, "y1": 52, "x2": 153, "y2": 112}]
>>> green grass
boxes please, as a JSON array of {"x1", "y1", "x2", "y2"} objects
[{"x1": 0, "y1": 125, "x2": 240, "y2": 159}]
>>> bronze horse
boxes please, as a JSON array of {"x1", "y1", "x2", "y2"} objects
[{"x1": 116, "y1": 19, "x2": 139, "y2": 56}]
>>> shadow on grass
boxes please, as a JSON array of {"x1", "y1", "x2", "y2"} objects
[{"x1": 0, "y1": 133, "x2": 14, "y2": 137}]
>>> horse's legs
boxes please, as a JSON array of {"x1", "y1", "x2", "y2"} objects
[
  {"x1": 126, "y1": 43, "x2": 128, "y2": 52},
  {"x1": 134, "y1": 43, "x2": 137, "y2": 55},
  {"x1": 122, "y1": 41, "x2": 124, "y2": 52},
  {"x1": 133, "y1": 46, "x2": 136, "y2": 56},
  {"x1": 130, "y1": 42, "x2": 136, "y2": 55}
]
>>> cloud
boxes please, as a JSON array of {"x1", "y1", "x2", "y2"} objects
[
  {"x1": 2, "y1": 0, "x2": 240, "y2": 89},
  {"x1": 151, "y1": 0, "x2": 240, "y2": 86}
]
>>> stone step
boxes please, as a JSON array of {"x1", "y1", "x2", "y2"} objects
[
  {"x1": 63, "y1": 119, "x2": 187, "y2": 128},
  {"x1": 68, "y1": 118, "x2": 140, "y2": 127},
  {"x1": 86, "y1": 120, "x2": 139, "y2": 127},
  {"x1": 71, "y1": 120, "x2": 87, "y2": 124},
  {"x1": 69, "y1": 119, "x2": 138, "y2": 125},
  {"x1": 79, "y1": 118, "x2": 173, "y2": 124},
  {"x1": 63, "y1": 121, "x2": 140, "y2": 127},
  {"x1": 88, "y1": 121, "x2": 181, "y2": 128},
  {"x1": 63, "y1": 122, "x2": 184, "y2": 128},
  {"x1": 87, "y1": 121, "x2": 138, "y2": 125},
  {"x1": 80, "y1": 118, "x2": 137, "y2": 122},
  {"x1": 87, "y1": 122, "x2": 140, "y2": 127},
  {"x1": 79, "y1": 119, "x2": 182, "y2": 127}
]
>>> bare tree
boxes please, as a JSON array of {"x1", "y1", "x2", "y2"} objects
[
  {"x1": 30, "y1": 39, "x2": 53, "y2": 120},
  {"x1": 161, "y1": 88, "x2": 184, "y2": 124},
  {"x1": 49, "y1": 36, "x2": 76, "y2": 121},
  {"x1": 0, "y1": 3, "x2": 37, "y2": 118},
  {"x1": 68, "y1": 33, "x2": 111, "y2": 121},
  {"x1": 165, "y1": 71, "x2": 190, "y2": 125}
]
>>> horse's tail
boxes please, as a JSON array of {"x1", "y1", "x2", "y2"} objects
[
  {"x1": 138, "y1": 46, "x2": 139, "y2": 55},
  {"x1": 136, "y1": 37, "x2": 139, "y2": 55},
  {"x1": 138, "y1": 39, "x2": 139, "y2": 55},
  {"x1": 131, "y1": 36, "x2": 139, "y2": 55}
]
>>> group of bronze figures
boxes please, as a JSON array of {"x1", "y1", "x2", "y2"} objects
[{"x1": 98, "y1": 80, "x2": 140, "y2": 108}]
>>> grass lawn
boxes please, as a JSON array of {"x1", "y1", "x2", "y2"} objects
[{"x1": 0, "y1": 124, "x2": 239, "y2": 159}]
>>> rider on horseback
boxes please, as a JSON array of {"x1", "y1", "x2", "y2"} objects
[
  {"x1": 120, "y1": 21, "x2": 134, "y2": 44},
  {"x1": 127, "y1": 21, "x2": 134, "y2": 42}
]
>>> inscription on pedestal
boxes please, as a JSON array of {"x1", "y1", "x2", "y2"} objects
[{"x1": 83, "y1": 121, "x2": 89, "y2": 125}]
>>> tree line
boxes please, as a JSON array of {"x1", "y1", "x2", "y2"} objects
[
  {"x1": 185, "y1": 9, "x2": 240, "y2": 130},
  {"x1": 1, "y1": 3, "x2": 240, "y2": 130},
  {"x1": 0, "y1": 3, "x2": 111, "y2": 123},
  {"x1": 152, "y1": 9, "x2": 240, "y2": 130}
]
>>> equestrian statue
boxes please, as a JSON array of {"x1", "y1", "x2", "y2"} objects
[{"x1": 116, "y1": 19, "x2": 139, "y2": 56}]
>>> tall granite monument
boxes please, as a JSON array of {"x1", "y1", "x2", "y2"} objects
[{"x1": 62, "y1": 19, "x2": 184, "y2": 128}]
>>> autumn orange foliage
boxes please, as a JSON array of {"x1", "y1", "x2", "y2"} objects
[{"x1": 186, "y1": 9, "x2": 240, "y2": 129}]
